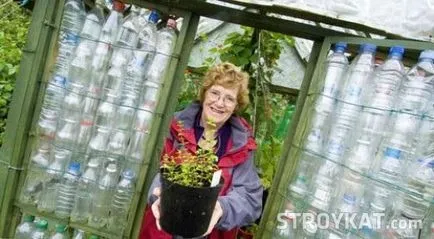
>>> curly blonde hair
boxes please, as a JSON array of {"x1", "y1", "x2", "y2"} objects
[{"x1": 198, "y1": 62, "x2": 250, "y2": 112}]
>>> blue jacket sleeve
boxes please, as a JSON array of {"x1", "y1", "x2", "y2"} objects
[{"x1": 217, "y1": 152, "x2": 263, "y2": 230}]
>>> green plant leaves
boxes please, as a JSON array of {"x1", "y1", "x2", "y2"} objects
[{"x1": 0, "y1": 3, "x2": 31, "y2": 145}]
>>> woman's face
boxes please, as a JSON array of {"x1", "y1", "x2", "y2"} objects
[{"x1": 201, "y1": 84, "x2": 238, "y2": 128}]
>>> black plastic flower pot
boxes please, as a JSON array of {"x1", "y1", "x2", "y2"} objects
[{"x1": 160, "y1": 174, "x2": 224, "y2": 238}]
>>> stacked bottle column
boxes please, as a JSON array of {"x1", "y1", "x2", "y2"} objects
[
  {"x1": 273, "y1": 44, "x2": 434, "y2": 238},
  {"x1": 18, "y1": 0, "x2": 179, "y2": 234}
]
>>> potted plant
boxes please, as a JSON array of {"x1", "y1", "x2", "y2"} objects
[{"x1": 159, "y1": 120, "x2": 224, "y2": 238}]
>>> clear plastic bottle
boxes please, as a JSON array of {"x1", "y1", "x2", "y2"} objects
[
  {"x1": 94, "y1": 94, "x2": 117, "y2": 128},
  {"x1": 49, "y1": 224, "x2": 67, "y2": 239},
  {"x1": 14, "y1": 214, "x2": 35, "y2": 239},
  {"x1": 55, "y1": 118, "x2": 79, "y2": 151},
  {"x1": 37, "y1": 149, "x2": 69, "y2": 213},
  {"x1": 308, "y1": 159, "x2": 339, "y2": 212},
  {"x1": 41, "y1": 76, "x2": 66, "y2": 121},
  {"x1": 401, "y1": 115, "x2": 434, "y2": 219},
  {"x1": 338, "y1": 43, "x2": 377, "y2": 107},
  {"x1": 102, "y1": 52, "x2": 127, "y2": 101},
  {"x1": 126, "y1": 131, "x2": 148, "y2": 163},
  {"x1": 30, "y1": 220, "x2": 49, "y2": 239},
  {"x1": 88, "y1": 2, "x2": 125, "y2": 98},
  {"x1": 314, "y1": 42, "x2": 349, "y2": 112},
  {"x1": 333, "y1": 170, "x2": 364, "y2": 215},
  {"x1": 87, "y1": 126, "x2": 110, "y2": 156},
  {"x1": 107, "y1": 129, "x2": 129, "y2": 156},
  {"x1": 352, "y1": 46, "x2": 405, "y2": 147},
  {"x1": 67, "y1": 10, "x2": 103, "y2": 93},
  {"x1": 396, "y1": 50, "x2": 434, "y2": 115},
  {"x1": 54, "y1": 0, "x2": 85, "y2": 78},
  {"x1": 146, "y1": 19, "x2": 178, "y2": 83},
  {"x1": 76, "y1": 97, "x2": 98, "y2": 153},
  {"x1": 55, "y1": 162, "x2": 81, "y2": 218},
  {"x1": 288, "y1": 151, "x2": 317, "y2": 199},
  {"x1": 72, "y1": 229, "x2": 85, "y2": 239},
  {"x1": 324, "y1": 44, "x2": 377, "y2": 163},
  {"x1": 108, "y1": 169, "x2": 136, "y2": 231},
  {"x1": 70, "y1": 159, "x2": 100, "y2": 223},
  {"x1": 89, "y1": 163, "x2": 119, "y2": 228}
]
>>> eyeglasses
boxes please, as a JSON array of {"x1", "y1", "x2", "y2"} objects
[{"x1": 206, "y1": 89, "x2": 237, "y2": 107}]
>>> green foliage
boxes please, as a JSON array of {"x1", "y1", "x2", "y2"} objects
[
  {"x1": 161, "y1": 121, "x2": 220, "y2": 188},
  {"x1": 0, "y1": 2, "x2": 31, "y2": 145}
]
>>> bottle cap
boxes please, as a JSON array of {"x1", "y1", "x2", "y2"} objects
[
  {"x1": 107, "y1": 163, "x2": 117, "y2": 173},
  {"x1": 122, "y1": 169, "x2": 135, "y2": 180},
  {"x1": 55, "y1": 224, "x2": 67, "y2": 233},
  {"x1": 334, "y1": 42, "x2": 347, "y2": 52},
  {"x1": 148, "y1": 10, "x2": 160, "y2": 24},
  {"x1": 359, "y1": 43, "x2": 377, "y2": 53},
  {"x1": 389, "y1": 45, "x2": 405, "y2": 58},
  {"x1": 36, "y1": 220, "x2": 48, "y2": 230},
  {"x1": 89, "y1": 235, "x2": 100, "y2": 239},
  {"x1": 23, "y1": 215, "x2": 35, "y2": 222},
  {"x1": 419, "y1": 50, "x2": 434, "y2": 60},
  {"x1": 113, "y1": 1, "x2": 125, "y2": 12},
  {"x1": 68, "y1": 162, "x2": 81, "y2": 173}
]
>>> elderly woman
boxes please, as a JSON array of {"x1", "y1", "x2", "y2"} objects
[{"x1": 139, "y1": 62, "x2": 263, "y2": 239}]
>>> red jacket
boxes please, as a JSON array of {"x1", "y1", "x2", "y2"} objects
[{"x1": 139, "y1": 103, "x2": 263, "y2": 239}]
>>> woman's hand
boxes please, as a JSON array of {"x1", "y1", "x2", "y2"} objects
[
  {"x1": 202, "y1": 201, "x2": 223, "y2": 236},
  {"x1": 151, "y1": 187, "x2": 162, "y2": 230}
]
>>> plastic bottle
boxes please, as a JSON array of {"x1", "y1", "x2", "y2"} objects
[
  {"x1": 55, "y1": 162, "x2": 81, "y2": 218},
  {"x1": 126, "y1": 131, "x2": 148, "y2": 162},
  {"x1": 288, "y1": 151, "x2": 317, "y2": 199},
  {"x1": 352, "y1": 46, "x2": 405, "y2": 147},
  {"x1": 49, "y1": 224, "x2": 67, "y2": 239},
  {"x1": 314, "y1": 42, "x2": 349, "y2": 111},
  {"x1": 89, "y1": 163, "x2": 119, "y2": 228},
  {"x1": 400, "y1": 107, "x2": 434, "y2": 220},
  {"x1": 14, "y1": 214, "x2": 35, "y2": 239},
  {"x1": 94, "y1": 94, "x2": 117, "y2": 128},
  {"x1": 70, "y1": 159, "x2": 100, "y2": 223},
  {"x1": 30, "y1": 220, "x2": 49, "y2": 239},
  {"x1": 146, "y1": 18, "x2": 178, "y2": 83},
  {"x1": 55, "y1": 118, "x2": 79, "y2": 151},
  {"x1": 108, "y1": 169, "x2": 136, "y2": 231},
  {"x1": 67, "y1": 10, "x2": 103, "y2": 93},
  {"x1": 124, "y1": 12, "x2": 159, "y2": 107},
  {"x1": 54, "y1": 0, "x2": 85, "y2": 78},
  {"x1": 87, "y1": 127, "x2": 110, "y2": 156},
  {"x1": 20, "y1": 142, "x2": 51, "y2": 205},
  {"x1": 102, "y1": 51, "x2": 127, "y2": 101},
  {"x1": 308, "y1": 159, "x2": 339, "y2": 212},
  {"x1": 396, "y1": 50, "x2": 434, "y2": 115},
  {"x1": 76, "y1": 97, "x2": 98, "y2": 153},
  {"x1": 333, "y1": 170, "x2": 364, "y2": 215},
  {"x1": 37, "y1": 149, "x2": 69, "y2": 213},
  {"x1": 72, "y1": 229, "x2": 85, "y2": 239},
  {"x1": 107, "y1": 129, "x2": 129, "y2": 156},
  {"x1": 41, "y1": 76, "x2": 66, "y2": 122},
  {"x1": 88, "y1": 1, "x2": 125, "y2": 98},
  {"x1": 324, "y1": 44, "x2": 377, "y2": 163}
]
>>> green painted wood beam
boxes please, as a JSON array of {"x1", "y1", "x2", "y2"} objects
[
  {"x1": 257, "y1": 40, "x2": 326, "y2": 238},
  {"x1": 0, "y1": 0, "x2": 61, "y2": 236},
  {"x1": 130, "y1": 12, "x2": 201, "y2": 239}
]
